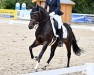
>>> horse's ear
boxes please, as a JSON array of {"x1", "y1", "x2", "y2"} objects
[
  {"x1": 39, "y1": 6, "x2": 42, "y2": 14},
  {"x1": 29, "y1": 4, "x2": 34, "y2": 9},
  {"x1": 36, "y1": 4, "x2": 40, "y2": 11}
]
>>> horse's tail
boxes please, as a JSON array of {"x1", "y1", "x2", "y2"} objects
[{"x1": 72, "y1": 32, "x2": 82, "y2": 56}]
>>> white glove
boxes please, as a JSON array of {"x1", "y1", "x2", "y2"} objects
[{"x1": 49, "y1": 12, "x2": 55, "y2": 16}]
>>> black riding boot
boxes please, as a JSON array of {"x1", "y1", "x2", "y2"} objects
[{"x1": 58, "y1": 29, "x2": 63, "y2": 47}]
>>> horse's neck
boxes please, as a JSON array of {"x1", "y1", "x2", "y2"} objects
[
  {"x1": 38, "y1": 19, "x2": 50, "y2": 30},
  {"x1": 39, "y1": 16, "x2": 50, "y2": 28},
  {"x1": 36, "y1": 19, "x2": 52, "y2": 35},
  {"x1": 39, "y1": 15, "x2": 48, "y2": 22}
]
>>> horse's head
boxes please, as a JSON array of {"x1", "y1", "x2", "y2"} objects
[
  {"x1": 28, "y1": 5, "x2": 40, "y2": 29},
  {"x1": 28, "y1": 5, "x2": 49, "y2": 29}
]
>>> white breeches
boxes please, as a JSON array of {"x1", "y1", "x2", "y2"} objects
[{"x1": 51, "y1": 14, "x2": 62, "y2": 29}]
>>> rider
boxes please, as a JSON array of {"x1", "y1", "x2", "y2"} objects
[{"x1": 44, "y1": 0, "x2": 64, "y2": 47}]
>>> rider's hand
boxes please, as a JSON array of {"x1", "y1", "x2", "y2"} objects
[{"x1": 49, "y1": 12, "x2": 55, "y2": 16}]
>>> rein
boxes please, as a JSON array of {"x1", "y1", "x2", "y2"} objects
[
  {"x1": 30, "y1": 17, "x2": 50, "y2": 25},
  {"x1": 33, "y1": 17, "x2": 50, "y2": 29}
]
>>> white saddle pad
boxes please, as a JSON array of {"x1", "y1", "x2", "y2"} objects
[{"x1": 62, "y1": 23, "x2": 67, "y2": 39}]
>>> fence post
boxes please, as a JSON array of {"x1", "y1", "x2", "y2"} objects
[{"x1": 85, "y1": 63, "x2": 94, "y2": 75}]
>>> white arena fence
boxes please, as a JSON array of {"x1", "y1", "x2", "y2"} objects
[{"x1": 21, "y1": 63, "x2": 94, "y2": 75}]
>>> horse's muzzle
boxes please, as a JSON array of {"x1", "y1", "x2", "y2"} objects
[{"x1": 28, "y1": 24, "x2": 34, "y2": 29}]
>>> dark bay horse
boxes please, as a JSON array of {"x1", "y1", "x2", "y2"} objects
[{"x1": 28, "y1": 5, "x2": 82, "y2": 72}]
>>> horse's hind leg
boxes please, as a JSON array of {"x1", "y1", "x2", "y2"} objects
[
  {"x1": 42, "y1": 42, "x2": 58, "y2": 70},
  {"x1": 65, "y1": 43, "x2": 71, "y2": 67},
  {"x1": 29, "y1": 40, "x2": 40, "y2": 59}
]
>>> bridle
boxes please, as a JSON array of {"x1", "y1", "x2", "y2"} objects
[
  {"x1": 30, "y1": 11, "x2": 50, "y2": 25},
  {"x1": 30, "y1": 11, "x2": 40, "y2": 24}
]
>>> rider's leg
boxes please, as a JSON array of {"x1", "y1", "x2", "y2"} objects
[
  {"x1": 58, "y1": 27, "x2": 63, "y2": 47},
  {"x1": 53, "y1": 15, "x2": 63, "y2": 47}
]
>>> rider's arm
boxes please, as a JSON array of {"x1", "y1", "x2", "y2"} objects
[
  {"x1": 44, "y1": 0, "x2": 48, "y2": 10},
  {"x1": 54, "y1": 0, "x2": 61, "y2": 14}
]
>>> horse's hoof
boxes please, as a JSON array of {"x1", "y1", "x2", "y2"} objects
[
  {"x1": 34, "y1": 69, "x2": 38, "y2": 72},
  {"x1": 35, "y1": 56, "x2": 38, "y2": 59},
  {"x1": 41, "y1": 66, "x2": 46, "y2": 70},
  {"x1": 63, "y1": 66, "x2": 69, "y2": 68},
  {"x1": 66, "y1": 66, "x2": 69, "y2": 68},
  {"x1": 31, "y1": 55, "x2": 34, "y2": 59},
  {"x1": 34, "y1": 56, "x2": 38, "y2": 61}
]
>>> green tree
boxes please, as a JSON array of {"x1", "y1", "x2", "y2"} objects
[
  {"x1": 72, "y1": 0, "x2": 94, "y2": 14},
  {"x1": 0, "y1": 0, "x2": 36, "y2": 9}
]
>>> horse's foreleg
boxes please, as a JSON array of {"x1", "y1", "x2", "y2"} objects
[
  {"x1": 42, "y1": 42, "x2": 58, "y2": 70},
  {"x1": 34, "y1": 41, "x2": 48, "y2": 72},
  {"x1": 29, "y1": 40, "x2": 40, "y2": 59}
]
